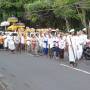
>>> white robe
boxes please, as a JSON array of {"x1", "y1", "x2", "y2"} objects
[
  {"x1": 4, "y1": 35, "x2": 11, "y2": 48},
  {"x1": 48, "y1": 38, "x2": 53, "y2": 48},
  {"x1": 76, "y1": 36, "x2": 83, "y2": 60},
  {"x1": 79, "y1": 34, "x2": 87, "y2": 46},
  {"x1": 59, "y1": 38, "x2": 66, "y2": 49},
  {"x1": 26, "y1": 36, "x2": 31, "y2": 46},
  {"x1": 14, "y1": 36, "x2": 20, "y2": 44},
  {"x1": 67, "y1": 35, "x2": 77, "y2": 62},
  {"x1": 20, "y1": 36, "x2": 25, "y2": 44},
  {"x1": 8, "y1": 36, "x2": 15, "y2": 50},
  {"x1": 4, "y1": 37, "x2": 8, "y2": 48}
]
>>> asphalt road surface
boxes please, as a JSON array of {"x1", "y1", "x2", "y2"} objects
[{"x1": 0, "y1": 51, "x2": 90, "y2": 90}]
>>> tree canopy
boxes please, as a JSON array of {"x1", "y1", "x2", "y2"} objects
[{"x1": 0, "y1": 0, "x2": 90, "y2": 31}]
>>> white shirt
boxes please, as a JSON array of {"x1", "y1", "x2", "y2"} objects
[
  {"x1": 38, "y1": 36, "x2": 43, "y2": 47},
  {"x1": 42, "y1": 37, "x2": 48, "y2": 48},
  {"x1": 20, "y1": 36, "x2": 25, "y2": 44},
  {"x1": 53, "y1": 37, "x2": 59, "y2": 47},
  {"x1": 48, "y1": 37, "x2": 53, "y2": 48},
  {"x1": 26, "y1": 36, "x2": 31, "y2": 45},
  {"x1": 79, "y1": 34, "x2": 87, "y2": 46},
  {"x1": 66, "y1": 35, "x2": 76, "y2": 46},
  {"x1": 59, "y1": 38, "x2": 66, "y2": 49},
  {"x1": 14, "y1": 36, "x2": 20, "y2": 44}
]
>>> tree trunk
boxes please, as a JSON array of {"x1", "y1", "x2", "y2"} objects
[
  {"x1": 88, "y1": 21, "x2": 90, "y2": 39},
  {"x1": 81, "y1": 9, "x2": 87, "y2": 28},
  {"x1": 79, "y1": 0, "x2": 87, "y2": 35},
  {"x1": 65, "y1": 17, "x2": 70, "y2": 32}
]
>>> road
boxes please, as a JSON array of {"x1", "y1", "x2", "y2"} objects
[{"x1": 0, "y1": 51, "x2": 90, "y2": 90}]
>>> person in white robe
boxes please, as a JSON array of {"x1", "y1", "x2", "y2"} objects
[
  {"x1": 79, "y1": 31, "x2": 87, "y2": 59},
  {"x1": 79, "y1": 31, "x2": 87, "y2": 47},
  {"x1": 3, "y1": 35, "x2": 8, "y2": 50},
  {"x1": 67, "y1": 29, "x2": 77, "y2": 66},
  {"x1": 8, "y1": 35, "x2": 15, "y2": 52},
  {"x1": 14, "y1": 35, "x2": 20, "y2": 51},
  {"x1": 76, "y1": 32, "x2": 83, "y2": 60}
]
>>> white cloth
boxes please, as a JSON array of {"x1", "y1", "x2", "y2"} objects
[
  {"x1": 42, "y1": 37, "x2": 48, "y2": 48},
  {"x1": 75, "y1": 36, "x2": 83, "y2": 60},
  {"x1": 8, "y1": 36, "x2": 15, "y2": 50},
  {"x1": 14, "y1": 36, "x2": 20, "y2": 44},
  {"x1": 52, "y1": 37, "x2": 59, "y2": 47},
  {"x1": 59, "y1": 38, "x2": 66, "y2": 49},
  {"x1": 4, "y1": 38, "x2": 8, "y2": 48},
  {"x1": 55, "y1": 37, "x2": 59, "y2": 47},
  {"x1": 26, "y1": 36, "x2": 31, "y2": 46},
  {"x1": 20, "y1": 36, "x2": 25, "y2": 44},
  {"x1": 67, "y1": 35, "x2": 77, "y2": 62},
  {"x1": 48, "y1": 38, "x2": 53, "y2": 48},
  {"x1": 38, "y1": 37, "x2": 43, "y2": 47},
  {"x1": 79, "y1": 34, "x2": 87, "y2": 46}
]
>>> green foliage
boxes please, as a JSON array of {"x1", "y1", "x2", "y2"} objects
[
  {"x1": 25, "y1": 0, "x2": 52, "y2": 12},
  {"x1": 0, "y1": 0, "x2": 90, "y2": 30}
]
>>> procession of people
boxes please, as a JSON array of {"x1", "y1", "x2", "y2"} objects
[{"x1": 0, "y1": 27, "x2": 89, "y2": 67}]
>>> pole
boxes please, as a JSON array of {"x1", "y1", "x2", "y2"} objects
[
  {"x1": 88, "y1": 21, "x2": 90, "y2": 39},
  {"x1": 4, "y1": 26, "x2": 6, "y2": 34}
]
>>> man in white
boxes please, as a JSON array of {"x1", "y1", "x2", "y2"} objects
[
  {"x1": 59, "y1": 35, "x2": 66, "y2": 59},
  {"x1": 14, "y1": 34, "x2": 20, "y2": 51},
  {"x1": 67, "y1": 29, "x2": 77, "y2": 66},
  {"x1": 76, "y1": 31, "x2": 84, "y2": 60},
  {"x1": 3, "y1": 34, "x2": 8, "y2": 50},
  {"x1": 79, "y1": 30, "x2": 87, "y2": 46},
  {"x1": 26, "y1": 34, "x2": 31, "y2": 52},
  {"x1": 51, "y1": 34, "x2": 59, "y2": 59},
  {"x1": 7, "y1": 35, "x2": 15, "y2": 52}
]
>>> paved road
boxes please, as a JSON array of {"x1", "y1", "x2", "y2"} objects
[{"x1": 0, "y1": 51, "x2": 90, "y2": 90}]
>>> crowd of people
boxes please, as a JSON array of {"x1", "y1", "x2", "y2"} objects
[{"x1": 0, "y1": 27, "x2": 89, "y2": 67}]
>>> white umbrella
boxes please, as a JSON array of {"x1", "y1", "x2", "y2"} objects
[
  {"x1": 1, "y1": 21, "x2": 10, "y2": 26},
  {"x1": 0, "y1": 21, "x2": 10, "y2": 31},
  {"x1": 7, "y1": 16, "x2": 18, "y2": 23}
]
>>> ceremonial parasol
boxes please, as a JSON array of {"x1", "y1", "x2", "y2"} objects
[
  {"x1": 7, "y1": 25, "x2": 18, "y2": 31},
  {"x1": 0, "y1": 21, "x2": 10, "y2": 32},
  {"x1": 7, "y1": 16, "x2": 18, "y2": 23},
  {"x1": 16, "y1": 22, "x2": 25, "y2": 28}
]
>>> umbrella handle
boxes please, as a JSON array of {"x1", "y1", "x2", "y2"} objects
[
  {"x1": 5, "y1": 26, "x2": 6, "y2": 31},
  {"x1": 4, "y1": 26, "x2": 6, "y2": 34}
]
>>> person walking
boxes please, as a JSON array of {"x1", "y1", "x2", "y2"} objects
[
  {"x1": 58, "y1": 35, "x2": 66, "y2": 59},
  {"x1": 8, "y1": 35, "x2": 15, "y2": 53},
  {"x1": 0, "y1": 34, "x2": 4, "y2": 50},
  {"x1": 67, "y1": 29, "x2": 77, "y2": 67},
  {"x1": 42, "y1": 33, "x2": 48, "y2": 56}
]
